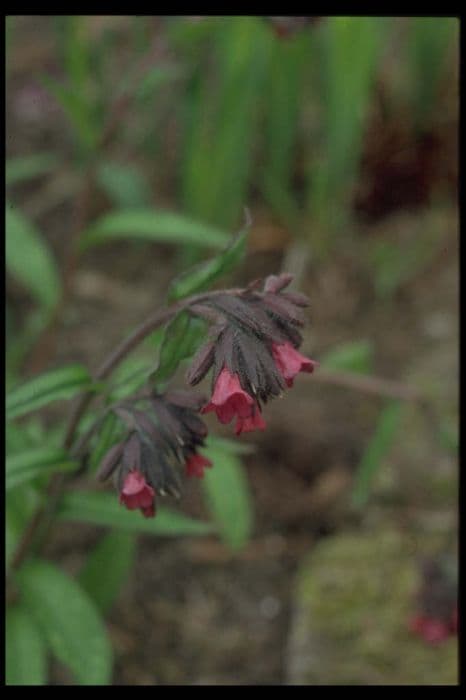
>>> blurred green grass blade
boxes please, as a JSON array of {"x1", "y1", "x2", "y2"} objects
[
  {"x1": 320, "y1": 340, "x2": 373, "y2": 374},
  {"x1": 351, "y1": 400, "x2": 403, "y2": 508},
  {"x1": 309, "y1": 17, "x2": 381, "y2": 233},
  {"x1": 6, "y1": 448, "x2": 76, "y2": 491},
  {"x1": 202, "y1": 442, "x2": 253, "y2": 550},
  {"x1": 59, "y1": 491, "x2": 214, "y2": 536},
  {"x1": 16, "y1": 560, "x2": 113, "y2": 685},
  {"x1": 6, "y1": 204, "x2": 61, "y2": 310},
  {"x1": 79, "y1": 532, "x2": 136, "y2": 613},
  {"x1": 79, "y1": 209, "x2": 231, "y2": 251},
  {"x1": 6, "y1": 605, "x2": 47, "y2": 685},
  {"x1": 168, "y1": 228, "x2": 248, "y2": 301},
  {"x1": 181, "y1": 17, "x2": 272, "y2": 228},
  {"x1": 263, "y1": 33, "x2": 308, "y2": 207},
  {"x1": 6, "y1": 364, "x2": 93, "y2": 420},
  {"x1": 96, "y1": 161, "x2": 152, "y2": 208},
  {"x1": 409, "y1": 17, "x2": 458, "y2": 127},
  {"x1": 41, "y1": 74, "x2": 99, "y2": 152},
  {"x1": 6, "y1": 153, "x2": 59, "y2": 187}
]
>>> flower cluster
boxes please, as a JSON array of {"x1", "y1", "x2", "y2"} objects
[
  {"x1": 97, "y1": 272, "x2": 317, "y2": 518},
  {"x1": 186, "y1": 273, "x2": 318, "y2": 435},
  {"x1": 97, "y1": 391, "x2": 211, "y2": 518}
]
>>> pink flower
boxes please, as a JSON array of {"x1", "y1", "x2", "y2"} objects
[
  {"x1": 202, "y1": 366, "x2": 255, "y2": 424},
  {"x1": 272, "y1": 342, "x2": 318, "y2": 387},
  {"x1": 186, "y1": 453, "x2": 213, "y2": 478},
  {"x1": 119, "y1": 469, "x2": 156, "y2": 518},
  {"x1": 409, "y1": 614, "x2": 455, "y2": 645},
  {"x1": 235, "y1": 409, "x2": 266, "y2": 436}
]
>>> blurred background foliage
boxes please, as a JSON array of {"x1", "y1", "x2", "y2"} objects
[{"x1": 6, "y1": 16, "x2": 458, "y2": 685}]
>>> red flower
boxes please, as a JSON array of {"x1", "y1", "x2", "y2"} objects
[
  {"x1": 235, "y1": 409, "x2": 266, "y2": 436},
  {"x1": 202, "y1": 366, "x2": 255, "y2": 424},
  {"x1": 409, "y1": 614, "x2": 455, "y2": 645},
  {"x1": 272, "y1": 342, "x2": 318, "y2": 387},
  {"x1": 119, "y1": 469, "x2": 156, "y2": 518},
  {"x1": 186, "y1": 453, "x2": 213, "y2": 478}
]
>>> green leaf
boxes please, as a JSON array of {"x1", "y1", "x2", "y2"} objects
[
  {"x1": 6, "y1": 605, "x2": 47, "y2": 685},
  {"x1": 6, "y1": 447, "x2": 76, "y2": 491},
  {"x1": 6, "y1": 153, "x2": 59, "y2": 187},
  {"x1": 351, "y1": 401, "x2": 403, "y2": 508},
  {"x1": 59, "y1": 491, "x2": 214, "y2": 536},
  {"x1": 6, "y1": 364, "x2": 93, "y2": 420},
  {"x1": 205, "y1": 433, "x2": 256, "y2": 456},
  {"x1": 6, "y1": 486, "x2": 41, "y2": 569},
  {"x1": 88, "y1": 412, "x2": 120, "y2": 473},
  {"x1": 41, "y1": 73, "x2": 99, "y2": 152},
  {"x1": 96, "y1": 161, "x2": 152, "y2": 208},
  {"x1": 168, "y1": 228, "x2": 248, "y2": 301},
  {"x1": 152, "y1": 312, "x2": 207, "y2": 383},
  {"x1": 202, "y1": 443, "x2": 253, "y2": 550},
  {"x1": 320, "y1": 340, "x2": 373, "y2": 374},
  {"x1": 79, "y1": 209, "x2": 231, "y2": 251},
  {"x1": 6, "y1": 204, "x2": 61, "y2": 310},
  {"x1": 16, "y1": 560, "x2": 112, "y2": 685},
  {"x1": 79, "y1": 532, "x2": 136, "y2": 613}
]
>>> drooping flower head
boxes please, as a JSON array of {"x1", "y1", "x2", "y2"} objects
[
  {"x1": 97, "y1": 390, "x2": 212, "y2": 517},
  {"x1": 186, "y1": 273, "x2": 318, "y2": 433}
]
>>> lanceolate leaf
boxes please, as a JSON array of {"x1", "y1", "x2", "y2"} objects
[
  {"x1": 152, "y1": 312, "x2": 207, "y2": 383},
  {"x1": 202, "y1": 442, "x2": 253, "y2": 550},
  {"x1": 351, "y1": 401, "x2": 403, "y2": 508},
  {"x1": 6, "y1": 448, "x2": 76, "y2": 491},
  {"x1": 6, "y1": 605, "x2": 47, "y2": 685},
  {"x1": 6, "y1": 364, "x2": 94, "y2": 420},
  {"x1": 6, "y1": 204, "x2": 61, "y2": 310},
  {"x1": 79, "y1": 209, "x2": 230, "y2": 251},
  {"x1": 16, "y1": 560, "x2": 112, "y2": 685},
  {"x1": 168, "y1": 228, "x2": 248, "y2": 302},
  {"x1": 79, "y1": 532, "x2": 136, "y2": 613},
  {"x1": 96, "y1": 161, "x2": 152, "y2": 208},
  {"x1": 58, "y1": 491, "x2": 213, "y2": 536},
  {"x1": 6, "y1": 152, "x2": 59, "y2": 187},
  {"x1": 320, "y1": 340, "x2": 373, "y2": 374}
]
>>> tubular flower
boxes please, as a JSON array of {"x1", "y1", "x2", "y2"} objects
[
  {"x1": 97, "y1": 391, "x2": 211, "y2": 518},
  {"x1": 201, "y1": 366, "x2": 255, "y2": 424},
  {"x1": 185, "y1": 453, "x2": 212, "y2": 478},
  {"x1": 186, "y1": 272, "x2": 317, "y2": 433},
  {"x1": 120, "y1": 469, "x2": 155, "y2": 518},
  {"x1": 272, "y1": 341, "x2": 318, "y2": 387}
]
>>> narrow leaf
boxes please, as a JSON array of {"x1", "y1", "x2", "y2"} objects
[
  {"x1": 351, "y1": 401, "x2": 403, "y2": 508},
  {"x1": 6, "y1": 364, "x2": 93, "y2": 420},
  {"x1": 6, "y1": 204, "x2": 61, "y2": 310},
  {"x1": 79, "y1": 532, "x2": 136, "y2": 613},
  {"x1": 59, "y1": 491, "x2": 214, "y2": 536},
  {"x1": 202, "y1": 443, "x2": 253, "y2": 550},
  {"x1": 16, "y1": 560, "x2": 112, "y2": 685},
  {"x1": 152, "y1": 312, "x2": 207, "y2": 383},
  {"x1": 168, "y1": 229, "x2": 248, "y2": 302},
  {"x1": 6, "y1": 605, "x2": 47, "y2": 685},
  {"x1": 6, "y1": 448, "x2": 76, "y2": 491},
  {"x1": 79, "y1": 209, "x2": 231, "y2": 251},
  {"x1": 6, "y1": 153, "x2": 59, "y2": 187},
  {"x1": 320, "y1": 340, "x2": 373, "y2": 374},
  {"x1": 96, "y1": 161, "x2": 152, "y2": 208}
]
